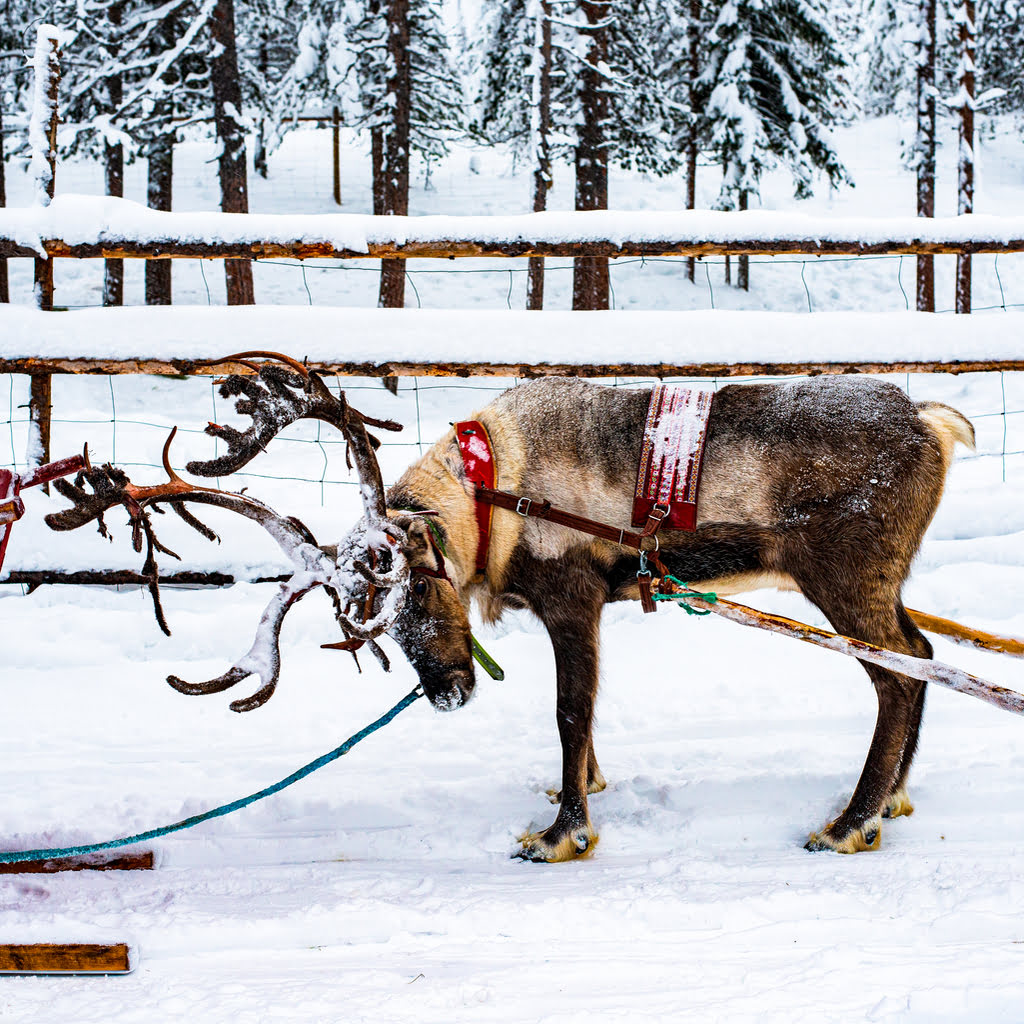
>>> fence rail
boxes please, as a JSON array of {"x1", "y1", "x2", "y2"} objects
[
  {"x1": 3, "y1": 307, "x2": 1024, "y2": 379},
  {"x1": 4, "y1": 199, "x2": 1024, "y2": 262}
]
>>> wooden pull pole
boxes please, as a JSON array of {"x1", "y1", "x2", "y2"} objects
[{"x1": 658, "y1": 581, "x2": 1024, "y2": 717}]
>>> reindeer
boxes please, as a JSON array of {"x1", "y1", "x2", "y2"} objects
[{"x1": 49, "y1": 355, "x2": 974, "y2": 861}]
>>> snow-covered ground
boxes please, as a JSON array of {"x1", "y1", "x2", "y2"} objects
[{"x1": 3, "y1": 120, "x2": 1024, "y2": 1022}]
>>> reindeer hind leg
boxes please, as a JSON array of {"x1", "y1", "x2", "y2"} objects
[
  {"x1": 794, "y1": 574, "x2": 926, "y2": 853},
  {"x1": 882, "y1": 603, "x2": 933, "y2": 819}
]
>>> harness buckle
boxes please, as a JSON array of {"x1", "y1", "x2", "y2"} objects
[
  {"x1": 515, "y1": 496, "x2": 533, "y2": 517},
  {"x1": 649, "y1": 503, "x2": 670, "y2": 522}
]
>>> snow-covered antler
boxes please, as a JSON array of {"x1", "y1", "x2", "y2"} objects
[{"x1": 48, "y1": 352, "x2": 414, "y2": 711}]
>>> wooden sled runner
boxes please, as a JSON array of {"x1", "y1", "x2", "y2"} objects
[{"x1": 0, "y1": 944, "x2": 134, "y2": 975}]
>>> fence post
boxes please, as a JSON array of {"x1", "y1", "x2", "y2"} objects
[
  {"x1": 332, "y1": 106, "x2": 342, "y2": 206},
  {"x1": 29, "y1": 26, "x2": 61, "y2": 481},
  {"x1": 955, "y1": 0, "x2": 975, "y2": 314}
]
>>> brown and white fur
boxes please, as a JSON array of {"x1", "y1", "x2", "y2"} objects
[{"x1": 382, "y1": 376, "x2": 974, "y2": 861}]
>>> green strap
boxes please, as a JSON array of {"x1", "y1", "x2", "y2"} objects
[{"x1": 653, "y1": 575, "x2": 719, "y2": 616}]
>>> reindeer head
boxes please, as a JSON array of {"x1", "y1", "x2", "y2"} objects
[
  {"x1": 48, "y1": 352, "x2": 477, "y2": 713},
  {"x1": 339, "y1": 509, "x2": 477, "y2": 712}
]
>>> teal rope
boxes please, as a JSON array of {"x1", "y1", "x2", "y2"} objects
[
  {"x1": 0, "y1": 686, "x2": 424, "y2": 865},
  {"x1": 652, "y1": 575, "x2": 718, "y2": 616}
]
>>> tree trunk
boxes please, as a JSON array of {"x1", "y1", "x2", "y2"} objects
[
  {"x1": 685, "y1": 0, "x2": 699, "y2": 284},
  {"x1": 527, "y1": 0, "x2": 552, "y2": 310},
  {"x1": 211, "y1": 0, "x2": 255, "y2": 305},
  {"x1": 915, "y1": 0, "x2": 936, "y2": 311},
  {"x1": 253, "y1": 36, "x2": 270, "y2": 179},
  {"x1": 145, "y1": 133, "x2": 173, "y2": 305},
  {"x1": 737, "y1": 191, "x2": 749, "y2": 291},
  {"x1": 0, "y1": 102, "x2": 8, "y2": 303},
  {"x1": 955, "y1": 0, "x2": 975, "y2": 314},
  {"x1": 29, "y1": 31, "x2": 60, "y2": 480},
  {"x1": 572, "y1": 0, "x2": 610, "y2": 311},
  {"x1": 332, "y1": 106, "x2": 342, "y2": 205},
  {"x1": 378, "y1": 0, "x2": 411, "y2": 309},
  {"x1": 371, "y1": 127, "x2": 385, "y2": 215},
  {"x1": 33, "y1": 32, "x2": 60, "y2": 313},
  {"x1": 103, "y1": 3, "x2": 124, "y2": 307}
]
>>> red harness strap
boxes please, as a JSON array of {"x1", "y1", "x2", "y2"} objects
[
  {"x1": 632, "y1": 384, "x2": 714, "y2": 536},
  {"x1": 454, "y1": 421, "x2": 496, "y2": 579},
  {"x1": 0, "y1": 454, "x2": 86, "y2": 576}
]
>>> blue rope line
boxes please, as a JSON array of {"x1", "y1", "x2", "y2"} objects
[{"x1": 0, "y1": 686, "x2": 424, "y2": 865}]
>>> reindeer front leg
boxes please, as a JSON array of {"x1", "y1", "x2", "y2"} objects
[{"x1": 518, "y1": 581, "x2": 604, "y2": 863}]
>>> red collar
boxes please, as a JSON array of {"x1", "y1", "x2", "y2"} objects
[{"x1": 454, "y1": 420, "x2": 495, "y2": 579}]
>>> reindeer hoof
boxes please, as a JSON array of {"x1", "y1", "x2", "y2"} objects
[
  {"x1": 515, "y1": 824, "x2": 597, "y2": 863},
  {"x1": 805, "y1": 815, "x2": 883, "y2": 854},
  {"x1": 882, "y1": 786, "x2": 915, "y2": 819}
]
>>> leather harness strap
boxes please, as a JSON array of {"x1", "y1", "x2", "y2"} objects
[
  {"x1": 455, "y1": 417, "x2": 667, "y2": 613},
  {"x1": 473, "y1": 485, "x2": 656, "y2": 554}
]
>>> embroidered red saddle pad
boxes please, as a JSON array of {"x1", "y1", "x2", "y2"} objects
[{"x1": 631, "y1": 384, "x2": 714, "y2": 534}]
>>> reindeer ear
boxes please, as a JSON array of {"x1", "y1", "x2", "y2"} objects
[{"x1": 402, "y1": 518, "x2": 433, "y2": 558}]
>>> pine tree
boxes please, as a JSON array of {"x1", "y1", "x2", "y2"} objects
[
  {"x1": 476, "y1": 1, "x2": 680, "y2": 308},
  {"x1": 977, "y1": 0, "x2": 1024, "y2": 117},
  {"x1": 474, "y1": 0, "x2": 564, "y2": 307},
  {"x1": 700, "y1": 0, "x2": 852, "y2": 212},
  {"x1": 343, "y1": 0, "x2": 464, "y2": 305},
  {"x1": 857, "y1": 0, "x2": 916, "y2": 117}
]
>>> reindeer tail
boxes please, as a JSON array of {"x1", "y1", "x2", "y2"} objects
[{"x1": 916, "y1": 401, "x2": 976, "y2": 470}]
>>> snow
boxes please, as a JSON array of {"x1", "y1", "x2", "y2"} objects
[
  {"x1": 3, "y1": 304, "x2": 1024, "y2": 367},
  {"x1": 6, "y1": 193, "x2": 1024, "y2": 255},
  {"x1": 3, "y1": 118, "x2": 1024, "y2": 1020}
]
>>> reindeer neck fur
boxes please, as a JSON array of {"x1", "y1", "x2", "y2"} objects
[{"x1": 386, "y1": 404, "x2": 528, "y2": 617}]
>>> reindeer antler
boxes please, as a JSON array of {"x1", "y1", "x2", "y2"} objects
[
  {"x1": 48, "y1": 353, "x2": 415, "y2": 712},
  {"x1": 187, "y1": 353, "x2": 402, "y2": 496}
]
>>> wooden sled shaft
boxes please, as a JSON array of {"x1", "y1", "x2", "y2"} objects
[
  {"x1": 659, "y1": 582, "x2": 1024, "y2": 717},
  {"x1": 907, "y1": 608, "x2": 1024, "y2": 658}
]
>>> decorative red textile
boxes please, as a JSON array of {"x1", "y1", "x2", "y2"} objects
[
  {"x1": 455, "y1": 420, "x2": 496, "y2": 578},
  {"x1": 631, "y1": 385, "x2": 714, "y2": 534}
]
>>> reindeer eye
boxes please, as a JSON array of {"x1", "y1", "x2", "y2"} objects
[{"x1": 412, "y1": 579, "x2": 428, "y2": 598}]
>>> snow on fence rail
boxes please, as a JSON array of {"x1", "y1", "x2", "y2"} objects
[
  {"x1": 2, "y1": 196, "x2": 1024, "y2": 261},
  {"x1": 3, "y1": 307, "x2": 1024, "y2": 379}
]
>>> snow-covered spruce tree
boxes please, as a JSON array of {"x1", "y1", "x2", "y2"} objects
[
  {"x1": 911, "y1": 0, "x2": 938, "y2": 310},
  {"x1": 475, "y1": 1, "x2": 681, "y2": 309},
  {"x1": 568, "y1": 1, "x2": 683, "y2": 308},
  {"x1": 856, "y1": 0, "x2": 917, "y2": 117},
  {"x1": 0, "y1": 10, "x2": 35, "y2": 302},
  {"x1": 698, "y1": 0, "x2": 852, "y2": 288},
  {"x1": 270, "y1": 0, "x2": 463, "y2": 307},
  {"x1": 976, "y1": 0, "x2": 1024, "y2": 118},
  {"x1": 700, "y1": 0, "x2": 852, "y2": 204},
  {"x1": 651, "y1": 0, "x2": 708, "y2": 283},
  {"x1": 41, "y1": 0, "x2": 133, "y2": 303},
  {"x1": 211, "y1": 0, "x2": 255, "y2": 304},
  {"x1": 347, "y1": 0, "x2": 464, "y2": 306},
  {"x1": 474, "y1": 0, "x2": 566, "y2": 308}
]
